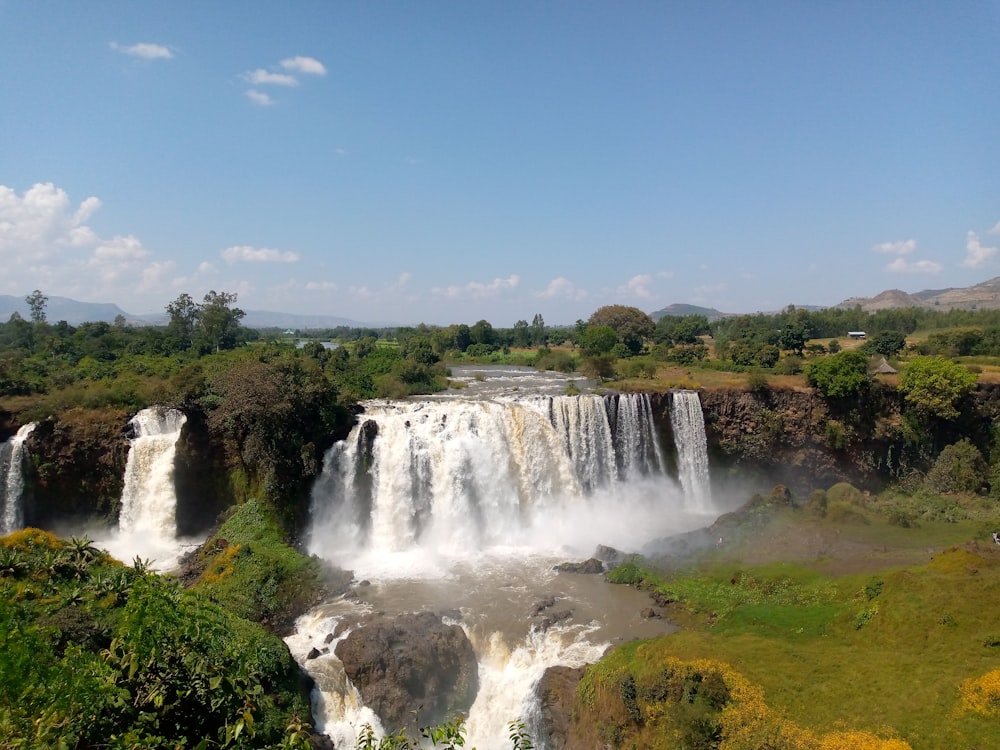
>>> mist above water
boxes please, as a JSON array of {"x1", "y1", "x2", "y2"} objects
[{"x1": 296, "y1": 368, "x2": 719, "y2": 748}]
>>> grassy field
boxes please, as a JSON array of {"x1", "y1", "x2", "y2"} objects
[{"x1": 589, "y1": 495, "x2": 1000, "y2": 749}]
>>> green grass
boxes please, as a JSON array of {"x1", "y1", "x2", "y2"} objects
[{"x1": 600, "y1": 507, "x2": 1000, "y2": 749}]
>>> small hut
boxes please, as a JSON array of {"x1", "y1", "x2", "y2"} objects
[{"x1": 874, "y1": 357, "x2": 897, "y2": 375}]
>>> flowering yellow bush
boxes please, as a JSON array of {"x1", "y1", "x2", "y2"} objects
[
  {"x1": 959, "y1": 668, "x2": 1000, "y2": 717},
  {"x1": 1, "y1": 527, "x2": 62, "y2": 551},
  {"x1": 199, "y1": 542, "x2": 241, "y2": 584}
]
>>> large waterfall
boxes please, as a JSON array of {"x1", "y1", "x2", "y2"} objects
[
  {"x1": 1, "y1": 423, "x2": 36, "y2": 535},
  {"x1": 97, "y1": 407, "x2": 191, "y2": 570},
  {"x1": 295, "y1": 369, "x2": 717, "y2": 749},
  {"x1": 669, "y1": 389, "x2": 712, "y2": 512},
  {"x1": 308, "y1": 392, "x2": 667, "y2": 560}
]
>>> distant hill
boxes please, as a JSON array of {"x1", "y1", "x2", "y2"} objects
[
  {"x1": 239, "y1": 310, "x2": 368, "y2": 330},
  {"x1": 836, "y1": 277, "x2": 1000, "y2": 312},
  {"x1": 0, "y1": 295, "x2": 144, "y2": 326},
  {"x1": 0, "y1": 294, "x2": 371, "y2": 330},
  {"x1": 649, "y1": 303, "x2": 729, "y2": 321}
]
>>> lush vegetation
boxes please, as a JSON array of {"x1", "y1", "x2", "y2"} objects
[
  {"x1": 0, "y1": 529, "x2": 313, "y2": 748},
  {"x1": 593, "y1": 489, "x2": 1000, "y2": 750},
  {"x1": 192, "y1": 498, "x2": 329, "y2": 632}
]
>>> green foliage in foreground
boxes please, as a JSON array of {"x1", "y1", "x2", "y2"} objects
[
  {"x1": 0, "y1": 528, "x2": 312, "y2": 749},
  {"x1": 354, "y1": 719, "x2": 534, "y2": 750},
  {"x1": 601, "y1": 502, "x2": 1000, "y2": 749},
  {"x1": 194, "y1": 498, "x2": 325, "y2": 631}
]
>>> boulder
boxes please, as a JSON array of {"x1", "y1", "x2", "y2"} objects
[
  {"x1": 553, "y1": 558, "x2": 604, "y2": 574},
  {"x1": 534, "y1": 665, "x2": 586, "y2": 750},
  {"x1": 335, "y1": 611, "x2": 478, "y2": 732}
]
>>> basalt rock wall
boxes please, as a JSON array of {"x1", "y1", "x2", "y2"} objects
[{"x1": 652, "y1": 382, "x2": 1000, "y2": 497}]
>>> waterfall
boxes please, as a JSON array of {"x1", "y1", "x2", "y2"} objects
[
  {"x1": 308, "y1": 393, "x2": 668, "y2": 558},
  {"x1": 1, "y1": 423, "x2": 37, "y2": 534},
  {"x1": 118, "y1": 408, "x2": 187, "y2": 539},
  {"x1": 301, "y1": 378, "x2": 715, "y2": 750},
  {"x1": 669, "y1": 390, "x2": 712, "y2": 512}
]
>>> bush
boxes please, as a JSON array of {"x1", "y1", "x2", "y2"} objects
[
  {"x1": 805, "y1": 350, "x2": 870, "y2": 399},
  {"x1": 925, "y1": 439, "x2": 988, "y2": 494},
  {"x1": 899, "y1": 356, "x2": 977, "y2": 420}
]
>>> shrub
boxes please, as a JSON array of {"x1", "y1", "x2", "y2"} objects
[
  {"x1": 898, "y1": 356, "x2": 977, "y2": 420},
  {"x1": 806, "y1": 350, "x2": 870, "y2": 399},
  {"x1": 925, "y1": 439, "x2": 987, "y2": 494}
]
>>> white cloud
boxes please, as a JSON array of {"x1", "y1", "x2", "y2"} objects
[
  {"x1": 872, "y1": 239, "x2": 916, "y2": 255},
  {"x1": 962, "y1": 231, "x2": 998, "y2": 269},
  {"x1": 245, "y1": 89, "x2": 274, "y2": 107},
  {"x1": 111, "y1": 41, "x2": 173, "y2": 60},
  {"x1": 536, "y1": 277, "x2": 587, "y2": 300},
  {"x1": 306, "y1": 281, "x2": 338, "y2": 292},
  {"x1": 432, "y1": 275, "x2": 520, "y2": 299},
  {"x1": 281, "y1": 56, "x2": 326, "y2": 76},
  {"x1": 989, "y1": 221, "x2": 1000, "y2": 235},
  {"x1": 617, "y1": 274, "x2": 653, "y2": 298},
  {"x1": 222, "y1": 245, "x2": 300, "y2": 264},
  {"x1": 885, "y1": 257, "x2": 943, "y2": 274},
  {"x1": 197, "y1": 261, "x2": 216, "y2": 274},
  {"x1": 138, "y1": 260, "x2": 176, "y2": 292},
  {"x1": 91, "y1": 235, "x2": 148, "y2": 262},
  {"x1": 244, "y1": 69, "x2": 299, "y2": 87}
]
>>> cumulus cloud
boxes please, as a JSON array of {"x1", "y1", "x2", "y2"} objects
[
  {"x1": 0, "y1": 182, "x2": 184, "y2": 303},
  {"x1": 962, "y1": 231, "x2": 998, "y2": 269},
  {"x1": 245, "y1": 89, "x2": 274, "y2": 107},
  {"x1": 617, "y1": 274, "x2": 654, "y2": 298},
  {"x1": 281, "y1": 56, "x2": 327, "y2": 75},
  {"x1": 872, "y1": 239, "x2": 916, "y2": 255},
  {"x1": 885, "y1": 257, "x2": 943, "y2": 274},
  {"x1": 222, "y1": 245, "x2": 300, "y2": 264},
  {"x1": 306, "y1": 281, "x2": 338, "y2": 292},
  {"x1": 989, "y1": 221, "x2": 1000, "y2": 235},
  {"x1": 110, "y1": 41, "x2": 173, "y2": 60},
  {"x1": 432, "y1": 275, "x2": 520, "y2": 299},
  {"x1": 244, "y1": 69, "x2": 299, "y2": 87},
  {"x1": 536, "y1": 277, "x2": 587, "y2": 300}
]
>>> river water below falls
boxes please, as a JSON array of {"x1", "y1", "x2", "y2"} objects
[{"x1": 288, "y1": 368, "x2": 718, "y2": 749}]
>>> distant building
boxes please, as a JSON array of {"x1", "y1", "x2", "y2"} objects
[{"x1": 848, "y1": 331, "x2": 866, "y2": 339}]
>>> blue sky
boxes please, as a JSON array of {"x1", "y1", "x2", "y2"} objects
[{"x1": 1, "y1": 2, "x2": 998, "y2": 326}]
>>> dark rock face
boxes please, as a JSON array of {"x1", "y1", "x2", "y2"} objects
[
  {"x1": 334, "y1": 611, "x2": 479, "y2": 732},
  {"x1": 553, "y1": 557, "x2": 604, "y2": 574},
  {"x1": 534, "y1": 665, "x2": 585, "y2": 750},
  {"x1": 25, "y1": 410, "x2": 131, "y2": 528}
]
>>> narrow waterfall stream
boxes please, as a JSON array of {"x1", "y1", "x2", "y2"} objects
[
  {"x1": 669, "y1": 389, "x2": 712, "y2": 513},
  {"x1": 0, "y1": 423, "x2": 37, "y2": 535},
  {"x1": 96, "y1": 407, "x2": 196, "y2": 571},
  {"x1": 290, "y1": 368, "x2": 717, "y2": 749}
]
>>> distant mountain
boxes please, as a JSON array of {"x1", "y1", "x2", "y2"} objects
[
  {"x1": 0, "y1": 295, "x2": 369, "y2": 329},
  {"x1": 238, "y1": 310, "x2": 368, "y2": 330},
  {"x1": 836, "y1": 277, "x2": 1000, "y2": 312},
  {"x1": 0, "y1": 295, "x2": 144, "y2": 326},
  {"x1": 649, "y1": 303, "x2": 729, "y2": 321}
]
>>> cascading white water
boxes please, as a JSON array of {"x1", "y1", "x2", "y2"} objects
[
  {"x1": 96, "y1": 407, "x2": 193, "y2": 571},
  {"x1": 119, "y1": 408, "x2": 187, "y2": 536},
  {"x1": 297, "y1": 370, "x2": 717, "y2": 749},
  {"x1": 1, "y1": 423, "x2": 37, "y2": 534},
  {"x1": 308, "y1": 393, "x2": 669, "y2": 558},
  {"x1": 669, "y1": 389, "x2": 712, "y2": 512}
]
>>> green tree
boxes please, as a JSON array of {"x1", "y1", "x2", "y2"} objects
[
  {"x1": 587, "y1": 305, "x2": 654, "y2": 355},
  {"x1": 25, "y1": 289, "x2": 48, "y2": 324},
  {"x1": 899, "y1": 356, "x2": 977, "y2": 420},
  {"x1": 578, "y1": 325, "x2": 618, "y2": 356},
  {"x1": 805, "y1": 350, "x2": 871, "y2": 398},
  {"x1": 531, "y1": 313, "x2": 546, "y2": 346},
  {"x1": 925, "y1": 439, "x2": 987, "y2": 494},
  {"x1": 469, "y1": 319, "x2": 496, "y2": 348},
  {"x1": 165, "y1": 292, "x2": 198, "y2": 349},
  {"x1": 864, "y1": 330, "x2": 907, "y2": 357},
  {"x1": 511, "y1": 320, "x2": 531, "y2": 348},
  {"x1": 197, "y1": 290, "x2": 245, "y2": 352}
]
